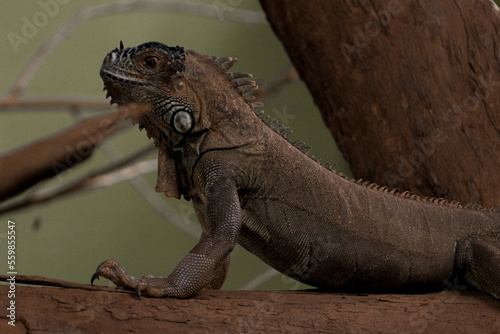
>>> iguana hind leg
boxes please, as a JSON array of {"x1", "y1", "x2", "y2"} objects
[{"x1": 463, "y1": 235, "x2": 500, "y2": 299}]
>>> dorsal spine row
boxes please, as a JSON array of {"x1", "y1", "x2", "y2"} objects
[{"x1": 211, "y1": 56, "x2": 498, "y2": 213}]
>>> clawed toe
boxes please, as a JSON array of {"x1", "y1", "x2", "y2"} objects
[
  {"x1": 90, "y1": 258, "x2": 139, "y2": 291},
  {"x1": 90, "y1": 272, "x2": 100, "y2": 285},
  {"x1": 135, "y1": 284, "x2": 142, "y2": 299},
  {"x1": 91, "y1": 258, "x2": 117, "y2": 285}
]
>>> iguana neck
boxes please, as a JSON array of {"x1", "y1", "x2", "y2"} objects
[{"x1": 183, "y1": 50, "x2": 263, "y2": 153}]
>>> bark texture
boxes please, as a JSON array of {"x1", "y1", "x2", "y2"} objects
[
  {"x1": 0, "y1": 279, "x2": 498, "y2": 333},
  {"x1": 260, "y1": 0, "x2": 500, "y2": 207}
]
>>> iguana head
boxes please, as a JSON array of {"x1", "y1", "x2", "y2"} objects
[
  {"x1": 100, "y1": 41, "x2": 196, "y2": 136},
  {"x1": 100, "y1": 41, "x2": 259, "y2": 198}
]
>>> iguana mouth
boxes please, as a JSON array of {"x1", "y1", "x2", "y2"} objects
[
  {"x1": 101, "y1": 69, "x2": 143, "y2": 106},
  {"x1": 102, "y1": 85, "x2": 132, "y2": 106},
  {"x1": 102, "y1": 85, "x2": 125, "y2": 106}
]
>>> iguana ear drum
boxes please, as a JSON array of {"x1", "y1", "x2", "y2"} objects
[
  {"x1": 172, "y1": 110, "x2": 194, "y2": 133},
  {"x1": 156, "y1": 97, "x2": 195, "y2": 134}
]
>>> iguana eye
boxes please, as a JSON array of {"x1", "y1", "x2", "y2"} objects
[{"x1": 144, "y1": 56, "x2": 158, "y2": 68}]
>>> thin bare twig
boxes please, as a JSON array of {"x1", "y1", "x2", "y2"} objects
[
  {"x1": 255, "y1": 65, "x2": 299, "y2": 102},
  {"x1": 127, "y1": 171, "x2": 201, "y2": 238},
  {"x1": 0, "y1": 98, "x2": 109, "y2": 111},
  {"x1": 98, "y1": 136, "x2": 201, "y2": 239},
  {"x1": 239, "y1": 268, "x2": 280, "y2": 290},
  {"x1": 0, "y1": 145, "x2": 155, "y2": 215},
  {"x1": 0, "y1": 274, "x2": 125, "y2": 293}
]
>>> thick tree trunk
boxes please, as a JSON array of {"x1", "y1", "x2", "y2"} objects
[
  {"x1": 260, "y1": 0, "x2": 500, "y2": 207},
  {"x1": 0, "y1": 277, "x2": 498, "y2": 333}
]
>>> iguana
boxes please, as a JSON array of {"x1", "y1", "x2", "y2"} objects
[{"x1": 93, "y1": 41, "x2": 500, "y2": 300}]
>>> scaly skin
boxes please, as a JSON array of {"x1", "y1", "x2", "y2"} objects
[{"x1": 93, "y1": 41, "x2": 500, "y2": 299}]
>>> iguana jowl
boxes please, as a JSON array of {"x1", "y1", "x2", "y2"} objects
[{"x1": 94, "y1": 41, "x2": 500, "y2": 299}]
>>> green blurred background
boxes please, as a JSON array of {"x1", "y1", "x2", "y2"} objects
[{"x1": 0, "y1": 0, "x2": 352, "y2": 291}]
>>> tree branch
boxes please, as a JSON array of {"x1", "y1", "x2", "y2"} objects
[
  {"x1": 0, "y1": 104, "x2": 148, "y2": 203},
  {"x1": 0, "y1": 148, "x2": 155, "y2": 215}
]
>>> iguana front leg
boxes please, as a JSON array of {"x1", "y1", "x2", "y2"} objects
[
  {"x1": 91, "y1": 166, "x2": 242, "y2": 298},
  {"x1": 91, "y1": 251, "x2": 230, "y2": 298}
]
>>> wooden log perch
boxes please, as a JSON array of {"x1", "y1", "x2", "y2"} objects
[{"x1": 0, "y1": 275, "x2": 498, "y2": 333}]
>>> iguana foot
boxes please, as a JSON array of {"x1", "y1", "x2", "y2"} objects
[
  {"x1": 134, "y1": 275, "x2": 183, "y2": 298},
  {"x1": 91, "y1": 258, "x2": 139, "y2": 292},
  {"x1": 91, "y1": 259, "x2": 178, "y2": 298}
]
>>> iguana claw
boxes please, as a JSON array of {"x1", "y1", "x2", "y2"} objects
[
  {"x1": 90, "y1": 258, "x2": 140, "y2": 292},
  {"x1": 90, "y1": 261, "x2": 107, "y2": 285},
  {"x1": 90, "y1": 272, "x2": 100, "y2": 285},
  {"x1": 135, "y1": 285, "x2": 142, "y2": 299}
]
